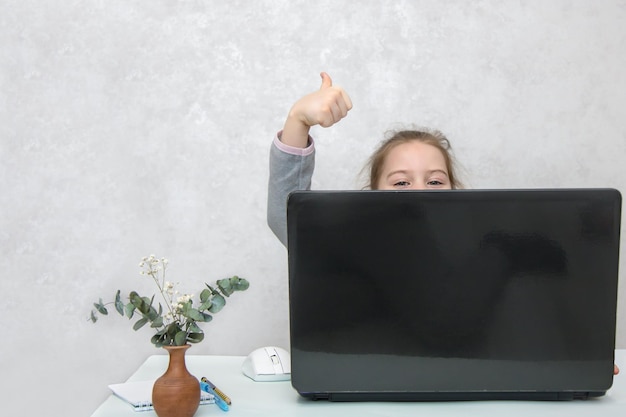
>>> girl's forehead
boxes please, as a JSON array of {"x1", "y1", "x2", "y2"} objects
[{"x1": 384, "y1": 141, "x2": 448, "y2": 168}]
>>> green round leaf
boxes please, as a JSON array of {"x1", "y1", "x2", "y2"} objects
[
  {"x1": 125, "y1": 303, "x2": 135, "y2": 319},
  {"x1": 174, "y1": 331, "x2": 187, "y2": 346},
  {"x1": 151, "y1": 316, "x2": 164, "y2": 328},
  {"x1": 114, "y1": 291, "x2": 124, "y2": 316},
  {"x1": 184, "y1": 308, "x2": 204, "y2": 321},
  {"x1": 208, "y1": 294, "x2": 225, "y2": 313},
  {"x1": 188, "y1": 322, "x2": 202, "y2": 333},
  {"x1": 94, "y1": 301, "x2": 108, "y2": 315},
  {"x1": 234, "y1": 278, "x2": 250, "y2": 291},
  {"x1": 200, "y1": 288, "x2": 211, "y2": 302},
  {"x1": 188, "y1": 332, "x2": 204, "y2": 343},
  {"x1": 199, "y1": 299, "x2": 212, "y2": 311},
  {"x1": 133, "y1": 317, "x2": 148, "y2": 331},
  {"x1": 166, "y1": 322, "x2": 180, "y2": 338}
]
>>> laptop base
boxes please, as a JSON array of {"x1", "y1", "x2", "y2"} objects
[{"x1": 301, "y1": 390, "x2": 606, "y2": 401}]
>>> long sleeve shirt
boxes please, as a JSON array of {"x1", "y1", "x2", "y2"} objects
[{"x1": 267, "y1": 132, "x2": 315, "y2": 247}]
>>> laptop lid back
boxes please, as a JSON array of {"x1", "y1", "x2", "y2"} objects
[{"x1": 287, "y1": 189, "x2": 621, "y2": 401}]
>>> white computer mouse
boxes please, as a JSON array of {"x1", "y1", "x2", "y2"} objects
[{"x1": 241, "y1": 346, "x2": 291, "y2": 382}]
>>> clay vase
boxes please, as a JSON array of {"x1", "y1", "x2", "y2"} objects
[{"x1": 152, "y1": 344, "x2": 200, "y2": 417}]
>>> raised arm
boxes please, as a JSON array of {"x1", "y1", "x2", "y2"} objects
[{"x1": 267, "y1": 73, "x2": 352, "y2": 246}]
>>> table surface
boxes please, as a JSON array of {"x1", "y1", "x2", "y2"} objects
[{"x1": 91, "y1": 350, "x2": 626, "y2": 417}]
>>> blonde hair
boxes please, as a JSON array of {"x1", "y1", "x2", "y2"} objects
[{"x1": 365, "y1": 129, "x2": 463, "y2": 190}]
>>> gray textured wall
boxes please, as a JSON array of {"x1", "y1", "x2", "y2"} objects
[{"x1": 1, "y1": 1, "x2": 625, "y2": 415}]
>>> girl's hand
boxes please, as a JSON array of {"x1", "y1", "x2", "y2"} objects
[
  {"x1": 289, "y1": 72, "x2": 353, "y2": 128},
  {"x1": 280, "y1": 72, "x2": 353, "y2": 148}
]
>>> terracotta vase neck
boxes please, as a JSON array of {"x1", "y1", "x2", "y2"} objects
[{"x1": 163, "y1": 344, "x2": 191, "y2": 378}]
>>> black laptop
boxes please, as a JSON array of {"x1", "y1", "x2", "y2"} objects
[{"x1": 286, "y1": 189, "x2": 621, "y2": 401}]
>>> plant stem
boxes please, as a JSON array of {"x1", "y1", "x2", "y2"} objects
[{"x1": 146, "y1": 264, "x2": 175, "y2": 322}]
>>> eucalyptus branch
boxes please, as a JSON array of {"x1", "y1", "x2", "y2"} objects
[{"x1": 90, "y1": 254, "x2": 250, "y2": 347}]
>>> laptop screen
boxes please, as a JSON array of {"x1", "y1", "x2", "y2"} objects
[{"x1": 287, "y1": 189, "x2": 621, "y2": 399}]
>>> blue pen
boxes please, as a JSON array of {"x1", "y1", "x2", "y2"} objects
[{"x1": 200, "y1": 381, "x2": 229, "y2": 412}]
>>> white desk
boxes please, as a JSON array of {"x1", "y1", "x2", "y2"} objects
[{"x1": 91, "y1": 350, "x2": 626, "y2": 417}]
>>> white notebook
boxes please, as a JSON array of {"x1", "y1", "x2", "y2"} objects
[{"x1": 109, "y1": 380, "x2": 215, "y2": 412}]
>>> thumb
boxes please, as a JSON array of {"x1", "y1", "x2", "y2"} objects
[{"x1": 319, "y1": 72, "x2": 332, "y2": 89}]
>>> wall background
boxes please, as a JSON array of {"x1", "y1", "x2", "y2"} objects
[{"x1": 1, "y1": 1, "x2": 625, "y2": 415}]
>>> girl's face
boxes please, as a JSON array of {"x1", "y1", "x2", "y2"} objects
[{"x1": 376, "y1": 141, "x2": 451, "y2": 190}]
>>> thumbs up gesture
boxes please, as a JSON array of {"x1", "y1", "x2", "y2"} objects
[
  {"x1": 289, "y1": 72, "x2": 353, "y2": 128},
  {"x1": 280, "y1": 72, "x2": 353, "y2": 148}
]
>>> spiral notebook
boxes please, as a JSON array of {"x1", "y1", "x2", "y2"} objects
[{"x1": 109, "y1": 380, "x2": 215, "y2": 412}]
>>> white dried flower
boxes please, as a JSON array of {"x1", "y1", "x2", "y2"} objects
[{"x1": 177, "y1": 294, "x2": 192, "y2": 303}]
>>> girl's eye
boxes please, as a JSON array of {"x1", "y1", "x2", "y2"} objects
[
  {"x1": 394, "y1": 181, "x2": 411, "y2": 187},
  {"x1": 427, "y1": 180, "x2": 443, "y2": 186}
]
